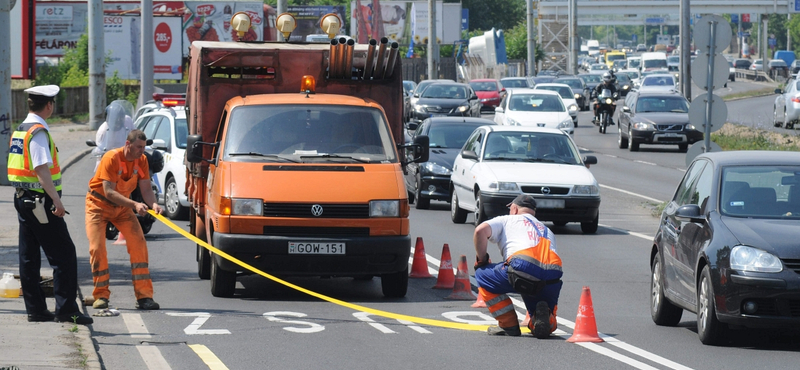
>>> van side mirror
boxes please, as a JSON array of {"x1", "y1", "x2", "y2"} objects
[
  {"x1": 186, "y1": 134, "x2": 218, "y2": 165},
  {"x1": 399, "y1": 135, "x2": 429, "y2": 166}
]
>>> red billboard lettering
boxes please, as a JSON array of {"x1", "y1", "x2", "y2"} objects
[
  {"x1": 195, "y1": 4, "x2": 216, "y2": 16},
  {"x1": 154, "y1": 22, "x2": 172, "y2": 53}
]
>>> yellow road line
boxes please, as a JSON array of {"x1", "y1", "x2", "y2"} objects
[{"x1": 188, "y1": 344, "x2": 230, "y2": 370}]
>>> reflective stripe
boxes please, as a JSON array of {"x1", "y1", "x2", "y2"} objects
[
  {"x1": 485, "y1": 294, "x2": 510, "y2": 307},
  {"x1": 511, "y1": 254, "x2": 563, "y2": 273},
  {"x1": 92, "y1": 269, "x2": 109, "y2": 277},
  {"x1": 131, "y1": 262, "x2": 149, "y2": 269},
  {"x1": 490, "y1": 304, "x2": 516, "y2": 318},
  {"x1": 9, "y1": 179, "x2": 61, "y2": 189},
  {"x1": 94, "y1": 280, "x2": 110, "y2": 287},
  {"x1": 7, "y1": 122, "x2": 62, "y2": 192},
  {"x1": 132, "y1": 273, "x2": 151, "y2": 281}
]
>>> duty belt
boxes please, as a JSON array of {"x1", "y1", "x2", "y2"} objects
[{"x1": 88, "y1": 190, "x2": 120, "y2": 207}]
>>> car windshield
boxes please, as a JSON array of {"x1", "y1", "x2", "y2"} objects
[
  {"x1": 175, "y1": 118, "x2": 188, "y2": 149},
  {"x1": 667, "y1": 56, "x2": 680, "y2": 63},
  {"x1": 642, "y1": 76, "x2": 675, "y2": 86},
  {"x1": 501, "y1": 79, "x2": 529, "y2": 88},
  {"x1": 482, "y1": 132, "x2": 581, "y2": 164},
  {"x1": 422, "y1": 85, "x2": 468, "y2": 99},
  {"x1": 771, "y1": 60, "x2": 788, "y2": 67},
  {"x1": 591, "y1": 64, "x2": 609, "y2": 70},
  {"x1": 508, "y1": 94, "x2": 565, "y2": 112},
  {"x1": 536, "y1": 86, "x2": 573, "y2": 99},
  {"x1": 616, "y1": 74, "x2": 631, "y2": 83},
  {"x1": 427, "y1": 123, "x2": 483, "y2": 149},
  {"x1": 635, "y1": 97, "x2": 688, "y2": 113},
  {"x1": 580, "y1": 74, "x2": 602, "y2": 84},
  {"x1": 403, "y1": 81, "x2": 416, "y2": 93},
  {"x1": 557, "y1": 79, "x2": 583, "y2": 90},
  {"x1": 224, "y1": 105, "x2": 396, "y2": 163},
  {"x1": 720, "y1": 166, "x2": 800, "y2": 219},
  {"x1": 469, "y1": 81, "x2": 498, "y2": 91}
]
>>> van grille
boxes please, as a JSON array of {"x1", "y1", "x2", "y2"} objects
[
  {"x1": 263, "y1": 203, "x2": 369, "y2": 218},
  {"x1": 263, "y1": 226, "x2": 370, "y2": 237}
]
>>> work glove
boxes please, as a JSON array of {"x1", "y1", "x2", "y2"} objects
[{"x1": 474, "y1": 253, "x2": 491, "y2": 269}]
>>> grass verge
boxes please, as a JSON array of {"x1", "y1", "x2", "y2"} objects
[{"x1": 721, "y1": 87, "x2": 777, "y2": 101}]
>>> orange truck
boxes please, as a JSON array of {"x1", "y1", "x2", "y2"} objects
[{"x1": 184, "y1": 14, "x2": 429, "y2": 299}]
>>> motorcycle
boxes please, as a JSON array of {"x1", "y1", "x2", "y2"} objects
[{"x1": 594, "y1": 88, "x2": 618, "y2": 134}]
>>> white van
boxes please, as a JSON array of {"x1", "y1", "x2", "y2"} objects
[
  {"x1": 587, "y1": 40, "x2": 600, "y2": 56},
  {"x1": 627, "y1": 57, "x2": 642, "y2": 71},
  {"x1": 641, "y1": 52, "x2": 668, "y2": 71}
]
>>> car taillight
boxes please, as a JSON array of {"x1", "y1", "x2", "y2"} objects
[{"x1": 791, "y1": 96, "x2": 800, "y2": 103}]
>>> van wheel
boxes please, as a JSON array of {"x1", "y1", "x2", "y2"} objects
[
  {"x1": 210, "y1": 257, "x2": 236, "y2": 297},
  {"x1": 197, "y1": 244, "x2": 210, "y2": 280},
  {"x1": 381, "y1": 267, "x2": 408, "y2": 298},
  {"x1": 451, "y1": 191, "x2": 468, "y2": 224}
]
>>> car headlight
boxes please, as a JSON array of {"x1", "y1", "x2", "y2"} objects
[
  {"x1": 604, "y1": 98, "x2": 613, "y2": 104},
  {"x1": 574, "y1": 93, "x2": 582, "y2": 99},
  {"x1": 232, "y1": 198, "x2": 263, "y2": 216},
  {"x1": 558, "y1": 118, "x2": 573, "y2": 130},
  {"x1": 480, "y1": 98, "x2": 489, "y2": 103},
  {"x1": 730, "y1": 245, "x2": 783, "y2": 273},
  {"x1": 414, "y1": 105, "x2": 427, "y2": 113},
  {"x1": 487, "y1": 181, "x2": 519, "y2": 192},
  {"x1": 370, "y1": 200, "x2": 400, "y2": 217},
  {"x1": 421, "y1": 162, "x2": 451, "y2": 175},
  {"x1": 568, "y1": 104, "x2": 578, "y2": 112},
  {"x1": 686, "y1": 124, "x2": 696, "y2": 130},
  {"x1": 457, "y1": 105, "x2": 469, "y2": 112},
  {"x1": 623, "y1": 85, "x2": 629, "y2": 89},
  {"x1": 572, "y1": 185, "x2": 599, "y2": 196},
  {"x1": 506, "y1": 117, "x2": 520, "y2": 126},
  {"x1": 633, "y1": 122, "x2": 654, "y2": 130}
]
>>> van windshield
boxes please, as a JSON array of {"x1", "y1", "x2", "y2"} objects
[
  {"x1": 644, "y1": 59, "x2": 668, "y2": 69},
  {"x1": 224, "y1": 105, "x2": 397, "y2": 163}
]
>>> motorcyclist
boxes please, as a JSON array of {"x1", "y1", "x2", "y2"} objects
[
  {"x1": 92, "y1": 100, "x2": 135, "y2": 172},
  {"x1": 593, "y1": 72, "x2": 618, "y2": 124}
]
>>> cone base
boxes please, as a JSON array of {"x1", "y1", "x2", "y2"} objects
[
  {"x1": 432, "y1": 283, "x2": 454, "y2": 289},
  {"x1": 566, "y1": 334, "x2": 604, "y2": 343}
]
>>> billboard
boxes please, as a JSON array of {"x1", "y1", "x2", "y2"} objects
[
  {"x1": 181, "y1": 1, "x2": 263, "y2": 54},
  {"x1": 349, "y1": 1, "x2": 461, "y2": 44},
  {"x1": 104, "y1": 16, "x2": 183, "y2": 80},
  {"x1": 286, "y1": 5, "x2": 346, "y2": 41}
]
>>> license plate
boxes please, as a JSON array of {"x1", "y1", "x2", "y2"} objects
[
  {"x1": 536, "y1": 199, "x2": 565, "y2": 209},
  {"x1": 431, "y1": 114, "x2": 447, "y2": 117},
  {"x1": 663, "y1": 133, "x2": 678, "y2": 137},
  {"x1": 288, "y1": 242, "x2": 346, "y2": 254}
]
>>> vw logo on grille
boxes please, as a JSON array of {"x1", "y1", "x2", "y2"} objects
[
  {"x1": 541, "y1": 186, "x2": 551, "y2": 194},
  {"x1": 311, "y1": 204, "x2": 324, "y2": 217}
]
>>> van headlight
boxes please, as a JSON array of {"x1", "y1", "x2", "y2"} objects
[
  {"x1": 370, "y1": 200, "x2": 399, "y2": 217},
  {"x1": 232, "y1": 198, "x2": 263, "y2": 216},
  {"x1": 730, "y1": 245, "x2": 783, "y2": 273},
  {"x1": 572, "y1": 185, "x2": 599, "y2": 196}
]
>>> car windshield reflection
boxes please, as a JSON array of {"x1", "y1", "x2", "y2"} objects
[
  {"x1": 720, "y1": 166, "x2": 800, "y2": 219},
  {"x1": 481, "y1": 132, "x2": 581, "y2": 164}
]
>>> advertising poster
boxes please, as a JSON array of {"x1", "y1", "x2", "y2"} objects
[
  {"x1": 286, "y1": 5, "x2": 346, "y2": 42},
  {"x1": 349, "y1": 1, "x2": 459, "y2": 44},
  {"x1": 35, "y1": 2, "x2": 90, "y2": 56},
  {"x1": 182, "y1": 1, "x2": 263, "y2": 55},
  {"x1": 104, "y1": 16, "x2": 183, "y2": 80}
]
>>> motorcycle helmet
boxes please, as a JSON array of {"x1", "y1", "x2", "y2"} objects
[
  {"x1": 602, "y1": 72, "x2": 612, "y2": 82},
  {"x1": 144, "y1": 150, "x2": 164, "y2": 174}
]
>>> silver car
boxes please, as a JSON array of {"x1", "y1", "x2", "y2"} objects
[{"x1": 773, "y1": 77, "x2": 800, "y2": 129}]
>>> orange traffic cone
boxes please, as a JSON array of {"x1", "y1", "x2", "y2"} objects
[
  {"x1": 432, "y1": 244, "x2": 455, "y2": 289},
  {"x1": 567, "y1": 286, "x2": 604, "y2": 343},
  {"x1": 409, "y1": 237, "x2": 433, "y2": 278},
  {"x1": 446, "y1": 255, "x2": 477, "y2": 300},
  {"x1": 471, "y1": 294, "x2": 486, "y2": 308},
  {"x1": 113, "y1": 232, "x2": 127, "y2": 245}
]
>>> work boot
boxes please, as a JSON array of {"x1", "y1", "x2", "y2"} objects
[
  {"x1": 530, "y1": 301, "x2": 552, "y2": 339},
  {"x1": 27, "y1": 310, "x2": 55, "y2": 322},
  {"x1": 93, "y1": 298, "x2": 109, "y2": 309},
  {"x1": 487, "y1": 325, "x2": 521, "y2": 336},
  {"x1": 136, "y1": 298, "x2": 160, "y2": 310}
]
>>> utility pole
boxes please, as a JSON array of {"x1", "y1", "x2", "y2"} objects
[
  {"x1": 788, "y1": 14, "x2": 792, "y2": 52},
  {"x1": 526, "y1": 0, "x2": 535, "y2": 76},
  {"x1": 680, "y1": 0, "x2": 690, "y2": 100},
  {"x1": 137, "y1": 0, "x2": 153, "y2": 111},
  {"x1": 568, "y1": 0, "x2": 577, "y2": 74},
  {"x1": 0, "y1": 0, "x2": 11, "y2": 183},
  {"x1": 277, "y1": 0, "x2": 287, "y2": 41},
  {"x1": 427, "y1": 0, "x2": 437, "y2": 79},
  {"x1": 88, "y1": 0, "x2": 105, "y2": 129}
]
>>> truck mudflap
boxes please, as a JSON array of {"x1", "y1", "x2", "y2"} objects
[{"x1": 211, "y1": 233, "x2": 411, "y2": 276}]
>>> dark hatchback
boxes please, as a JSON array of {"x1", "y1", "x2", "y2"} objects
[
  {"x1": 650, "y1": 151, "x2": 800, "y2": 345},
  {"x1": 618, "y1": 92, "x2": 703, "y2": 152},
  {"x1": 410, "y1": 83, "x2": 482, "y2": 121},
  {"x1": 555, "y1": 77, "x2": 591, "y2": 111},
  {"x1": 404, "y1": 117, "x2": 495, "y2": 209}
]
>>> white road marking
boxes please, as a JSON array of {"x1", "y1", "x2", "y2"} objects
[
  {"x1": 634, "y1": 160, "x2": 657, "y2": 166},
  {"x1": 600, "y1": 183, "x2": 665, "y2": 203},
  {"x1": 122, "y1": 313, "x2": 151, "y2": 339},
  {"x1": 122, "y1": 313, "x2": 172, "y2": 370}
]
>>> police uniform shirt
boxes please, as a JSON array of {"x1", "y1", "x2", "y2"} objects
[
  {"x1": 485, "y1": 214, "x2": 558, "y2": 260},
  {"x1": 22, "y1": 113, "x2": 55, "y2": 169}
]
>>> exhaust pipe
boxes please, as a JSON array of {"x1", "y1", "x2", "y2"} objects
[
  {"x1": 364, "y1": 39, "x2": 377, "y2": 80},
  {"x1": 336, "y1": 37, "x2": 347, "y2": 78},
  {"x1": 383, "y1": 42, "x2": 399, "y2": 79},
  {"x1": 373, "y1": 37, "x2": 388, "y2": 80},
  {"x1": 344, "y1": 39, "x2": 355, "y2": 79},
  {"x1": 328, "y1": 38, "x2": 340, "y2": 79}
]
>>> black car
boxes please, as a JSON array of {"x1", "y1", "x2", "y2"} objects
[
  {"x1": 555, "y1": 77, "x2": 591, "y2": 111},
  {"x1": 410, "y1": 83, "x2": 481, "y2": 121},
  {"x1": 651, "y1": 151, "x2": 800, "y2": 345},
  {"x1": 404, "y1": 117, "x2": 495, "y2": 209},
  {"x1": 614, "y1": 73, "x2": 633, "y2": 97},
  {"x1": 617, "y1": 92, "x2": 703, "y2": 152}
]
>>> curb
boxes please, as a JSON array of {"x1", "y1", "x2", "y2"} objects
[{"x1": 61, "y1": 147, "x2": 94, "y2": 174}]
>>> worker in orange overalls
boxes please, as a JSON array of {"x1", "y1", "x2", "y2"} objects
[
  {"x1": 85, "y1": 129, "x2": 163, "y2": 310},
  {"x1": 474, "y1": 194, "x2": 563, "y2": 338}
]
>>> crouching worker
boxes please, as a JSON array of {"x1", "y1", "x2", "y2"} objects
[
  {"x1": 473, "y1": 194, "x2": 562, "y2": 338},
  {"x1": 85, "y1": 130, "x2": 163, "y2": 310}
]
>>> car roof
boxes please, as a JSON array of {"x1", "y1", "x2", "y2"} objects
[
  {"x1": 470, "y1": 79, "x2": 499, "y2": 82},
  {"x1": 534, "y1": 83, "x2": 571, "y2": 88},
  {"x1": 479, "y1": 125, "x2": 566, "y2": 135},
  {"x1": 501, "y1": 77, "x2": 528, "y2": 81},
  {"x1": 632, "y1": 91, "x2": 686, "y2": 98},
  {"x1": 507, "y1": 88, "x2": 559, "y2": 96},
  {"x1": 697, "y1": 151, "x2": 800, "y2": 167},
  {"x1": 643, "y1": 73, "x2": 675, "y2": 78},
  {"x1": 425, "y1": 117, "x2": 496, "y2": 125},
  {"x1": 138, "y1": 106, "x2": 186, "y2": 120}
]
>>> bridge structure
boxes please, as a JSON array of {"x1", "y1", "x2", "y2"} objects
[{"x1": 537, "y1": 0, "x2": 799, "y2": 72}]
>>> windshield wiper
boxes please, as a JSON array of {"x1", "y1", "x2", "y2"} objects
[
  {"x1": 485, "y1": 157, "x2": 522, "y2": 161},
  {"x1": 229, "y1": 152, "x2": 299, "y2": 163},
  {"x1": 300, "y1": 154, "x2": 370, "y2": 163}
]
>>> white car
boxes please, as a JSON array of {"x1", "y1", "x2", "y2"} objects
[
  {"x1": 635, "y1": 73, "x2": 678, "y2": 93},
  {"x1": 773, "y1": 77, "x2": 800, "y2": 129},
  {"x1": 532, "y1": 83, "x2": 580, "y2": 127},
  {"x1": 449, "y1": 125, "x2": 600, "y2": 233},
  {"x1": 493, "y1": 88, "x2": 574, "y2": 134},
  {"x1": 133, "y1": 98, "x2": 190, "y2": 220},
  {"x1": 589, "y1": 63, "x2": 610, "y2": 74}
]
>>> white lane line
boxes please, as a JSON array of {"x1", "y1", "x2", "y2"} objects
[
  {"x1": 122, "y1": 313, "x2": 173, "y2": 370},
  {"x1": 122, "y1": 313, "x2": 151, "y2": 339},
  {"x1": 600, "y1": 183, "x2": 665, "y2": 203},
  {"x1": 634, "y1": 160, "x2": 657, "y2": 166},
  {"x1": 599, "y1": 224, "x2": 654, "y2": 241}
]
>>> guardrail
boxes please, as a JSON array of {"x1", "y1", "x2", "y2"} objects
[{"x1": 735, "y1": 68, "x2": 774, "y2": 83}]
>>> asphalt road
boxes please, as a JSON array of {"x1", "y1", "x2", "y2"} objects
[{"x1": 61, "y1": 87, "x2": 800, "y2": 370}]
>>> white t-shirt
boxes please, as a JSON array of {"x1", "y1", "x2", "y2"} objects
[
  {"x1": 485, "y1": 214, "x2": 557, "y2": 260},
  {"x1": 22, "y1": 113, "x2": 54, "y2": 169}
]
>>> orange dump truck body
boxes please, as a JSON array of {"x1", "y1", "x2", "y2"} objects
[{"x1": 185, "y1": 39, "x2": 415, "y2": 298}]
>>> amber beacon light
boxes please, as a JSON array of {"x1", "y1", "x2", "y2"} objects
[{"x1": 300, "y1": 75, "x2": 316, "y2": 94}]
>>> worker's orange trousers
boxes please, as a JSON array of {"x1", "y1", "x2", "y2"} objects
[{"x1": 85, "y1": 195, "x2": 153, "y2": 301}]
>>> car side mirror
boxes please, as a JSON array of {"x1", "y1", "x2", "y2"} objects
[
  {"x1": 413, "y1": 93, "x2": 420, "y2": 98},
  {"x1": 775, "y1": 88, "x2": 783, "y2": 94},
  {"x1": 675, "y1": 204, "x2": 704, "y2": 223},
  {"x1": 495, "y1": 107, "x2": 504, "y2": 114},
  {"x1": 151, "y1": 139, "x2": 167, "y2": 151},
  {"x1": 461, "y1": 150, "x2": 479, "y2": 161},
  {"x1": 583, "y1": 155, "x2": 597, "y2": 165},
  {"x1": 622, "y1": 106, "x2": 631, "y2": 113},
  {"x1": 85, "y1": 140, "x2": 97, "y2": 147},
  {"x1": 405, "y1": 121, "x2": 419, "y2": 131}
]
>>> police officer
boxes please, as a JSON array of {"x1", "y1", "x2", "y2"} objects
[
  {"x1": 473, "y1": 194, "x2": 562, "y2": 338},
  {"x1": 8, "y1": 85, "x2": 93, "y2": 325}
]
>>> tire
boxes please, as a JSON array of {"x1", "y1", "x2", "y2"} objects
[
  {"x1": 451, "y1": 191, "x2": 468, "y2": 224},
  {"x1": 552, "y1": 221, "x2": 568, "y2": 226},
  {"x1": 381, "y1": 267, "x2": 408, "y2": 298},
  {"x1": 474, "y1": 191, "x2": 489, "y2": 225},
  {"x1": 617, "y1": 126, "x2": 628, "y2": 149},
  {"x1": 628, "y1": 127, "x2": 639, "y2": 151},
  {"x1": 697, "y1": 266, "x2": 727, "y2": 345},
  {"x1": 580, "y1": 214, "x2": 599, "y2": 234},
  {"x1": 414, "y1": 176, "x2": 430, "y2": 209},
  {"x1": 651, "y1": 254, "x2": 683, "y2": 326},
  {"x1": 164, "y1": 176, "x2": 189, "y2": 220},
  {"x1": 788, "y1": 121, "x2": 796, "y2": 129},
  {"x1": 774, "y1": 106, "x2": 783, "y2": 128},
  {"x1": 210, "y1": 257, "x2": 236, "y2": 297},
  {"x1": 407, "y1": 189, "x2": 415, "y2": 205},
  {"x1": 197, "y1": 244, "x2": 211, "y2": 280},
  {"x1": 141, "y1": 221, "x2": 152, "y2": 235},
  {"x1": 678, "y1": 143, "x2": 688, "y2": 152}
]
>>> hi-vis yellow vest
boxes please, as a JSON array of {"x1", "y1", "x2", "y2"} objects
[{"x1": 7, "y1": 122, "x2": 61, "y2": 192}]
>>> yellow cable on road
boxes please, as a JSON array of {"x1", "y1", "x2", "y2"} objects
[{"x1": 149, "y1": 211, "x2": 491, "y2": 332}]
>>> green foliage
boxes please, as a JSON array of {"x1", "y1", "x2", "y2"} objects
[
  {"x1": 711, "y1": 131, "x2": 796, "y2": 151},
  {"x1": 60, "y1": 64, "x2": 89, "y2": 87},
  {"x1": 462, "y1": 0, "x2": 524, "y2": 32},
  {"x1": 106, "y1": 71, "x2": 125, "y2": 103}
]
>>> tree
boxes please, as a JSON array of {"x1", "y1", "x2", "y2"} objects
[
  {"x1": 461, "y1": 0, "x2": 525, "y2": 32},
  {"x1": 504, "y1": 21, "x2": 545, "y2": 61}
]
